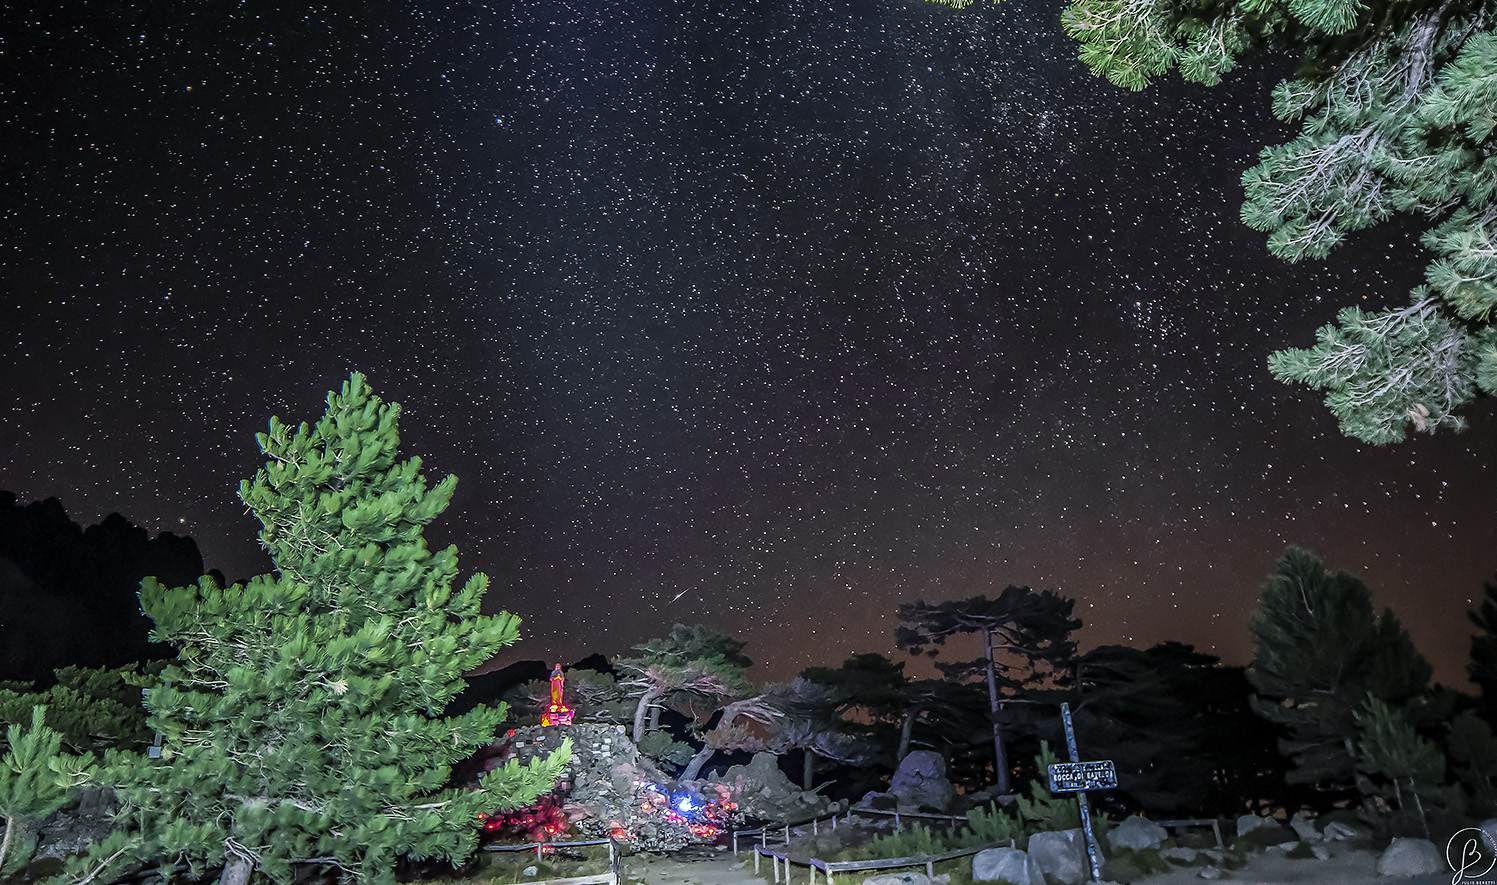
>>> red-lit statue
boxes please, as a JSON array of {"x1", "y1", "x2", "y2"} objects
[{"x1": 541, "y1": 663, "x2": 574, "y2": 726}]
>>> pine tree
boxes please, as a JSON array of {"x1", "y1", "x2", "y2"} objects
[
  {"x1": 0, "y1": 664, "x2": 162, "y2": 754},
  {"x1": 1355, "y1": 696, "x2": 1463, "y2": 838},
  {"x1": 1051, "y1": 0, "x2": 1497, "y2": 441},
  {"x1": 80, "y1": 374, "x2": 568, "y2": 885},
  {"x1": 1248, "y1": 547, "x2": 1431, "y2": 796},
  {"x1": 612, "y1": 624, "x2": 754, "y2": 745},
  {"x1": 799, "y1": 654, "x2": 914, "y2": 761},
  {"x1": 0, "y1": 706, "x2": 93, "y2": 874},
  {"x1": 1447, "y1": 710, "x2": 1497, "y2": 810},
  {"x1": 897, "y1": 589, "x2": 1080, "y2": 794},
  {"x1": 760, "y1": 677, "x2": 873, "y2": 789}
]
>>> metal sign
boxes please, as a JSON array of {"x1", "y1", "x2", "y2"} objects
[{"x1": 1048, "y1": 760, "x2": 1117, "y2": 792}]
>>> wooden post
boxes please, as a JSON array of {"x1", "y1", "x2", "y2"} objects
[{"x1": 1061, "y1": 703, "x2": 1104, "y2": 882}]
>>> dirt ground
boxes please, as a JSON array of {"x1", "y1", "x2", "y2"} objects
[{"x1": 620, "y1": 843, "x2": 1463, "y2": 884}]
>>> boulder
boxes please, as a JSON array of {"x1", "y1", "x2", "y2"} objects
[
  {"x1": 35, "y1": 787, "x2": 119, "y2": 861},
  {"x1": 1106, "y1": 815, "x2": 1167, "y2": 853},
  {"x1": 858, "y1": 791, "x2": 899, "y2": 811},
  {"x1": 1289, "y1": 811, "x2": 1318, "y2": 842},
  {"x1": 1160, "y1": 846, "x2": 1199, "y2": 864},
  {"x1": 1376, "y1": 837, "x2": 1443, "y2": 877},
  {"x1": 1321, "y1": 820, "x2": 1368, "y2": 841},
  {"x1": 709, "y1": 751, "x2": 833, "y2": 822},
  {"x1": 1198, "y1": 865, "x2": 1223, "y2": 879},
  {"x1": 887, "y1": 750, "x2": 955, "y2": 813},
  {"x1": 1029, "y1": 828, "x2": 1091, "y2": 885},
  {"x1": 973, "y1": 847, "x2": 1045, "y2": 884},
  {"x1": 1233, "y1": 812, "x2": 1290, "y2": 847}
]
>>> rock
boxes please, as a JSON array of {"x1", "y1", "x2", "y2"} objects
[
  {"x1": 1322, "y1": 820, "x2": 1367, "y2": 841},
  {"x1": 1289, "y1": 811, "x2": 1319, "y2": 842},
  {"x1": 861, "y1": 874, "x2": 949, "y2": 885},
  {"x1": 710, "y1": 751, "x2": 833, "y2": 823},
  {"x1": 1311, "y1": 843, "x2": 1331, "y2": 860},
  {"x1": 1160, "y1": 847, "x2": 1199, "y2": 864},
  {"x1": 973, "y1": 847, "x2": 1045, "y2": 884},
  {"x1": 1376, "y1": 837, "x2": 1443, "y2": 877},
  {"x1": 887, "y1": 750, "x2": 956, "y2": 813},
  {"x1": 1233, "y1": 812, "x2": 1291, "y2": 847},
  {"x1": 521, "y1": 866, "x2": 537, "y2": 877},
  {"x1": 1029, "y1": 828, "x2": 1091, "y2": 885},
  {"x1": 35, "y1": 786, "x2": 119, "y2": 861},
  {"x1": 503, "y1": 723, "x2": 718, "y2": 852},
  {"x1": 1198, "y1": 865, "x2": 1223, "y2": 879},
  {"x1": 857, "y1": 791, "x2": 899, "y2": 811},
  {"x1": 1107, "y1": 815, "x2": 1168, "y2": 853}
]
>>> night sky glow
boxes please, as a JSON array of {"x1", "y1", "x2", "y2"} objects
[{"x1": 4, "y1": 0, "x2": 1493, "y2": 684}]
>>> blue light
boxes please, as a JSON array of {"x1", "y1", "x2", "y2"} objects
[{"x1": 675, "y1": 795, "x2": 697, "y2": 813}]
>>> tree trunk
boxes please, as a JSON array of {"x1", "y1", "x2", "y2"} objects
[
  {"x1": 897, "y1": 709, "x2": 917, "y2": 761},
  {"x1": 0, "y1": 816, "x2": 37, "y2": 876},
  {"x1": 802, "y1": 749, "x2": 814, "y2": 791},
  {"x1": 680, "y1": 743, "x2": 715, "y2": 781},
  {"x1": 1410, "y1": 777, "x2": 1430, "y2": 839},
  {"x1": 649, "y1": 705, "x2": 661, "y2": 733},
  {"x1": 981, "y1": 626, "x2": 1010, "y2": 794},
  {"x1": 632, "y1": 688, "x2": 661, "y2": 744},
  {"x1": 0, "y1": 814, "x2": 15, "y2": 876},
  {"x1": 221, "y1": 854, "x2": 254, "y2": 885}
]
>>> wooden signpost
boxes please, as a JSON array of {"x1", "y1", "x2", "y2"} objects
[{"x1": 1048, "y1": 703, "x2": 1112, "y2": 882}]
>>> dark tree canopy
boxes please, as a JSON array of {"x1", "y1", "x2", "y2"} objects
[
  {"x1": 1248, "y1": 547, "x2": 1432, "y2": 796},
  {"x1": 897, "y1": 588, "x2": 1081, "y2": 793},
  {"x1": 1469, "y1": 576, "x2": 1497, "y2": 714},
  {"x1": 897, "y1": 588, "x2": 1080, "y2": 690}
]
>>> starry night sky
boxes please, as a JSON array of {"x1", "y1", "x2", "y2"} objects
[{"x1": 4, "y1": 0, "x2": 1493, "y2": 685}]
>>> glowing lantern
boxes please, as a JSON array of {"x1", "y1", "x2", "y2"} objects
[{"x1": 541, "y1": 664, "x2": 575, "y2": 726}]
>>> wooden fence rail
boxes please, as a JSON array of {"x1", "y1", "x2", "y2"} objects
[
  {"x1": 483, "y1": 837, "x2": 622, "y2": 885},
  {"x1": 755, "y1": 842, "x2": 995, "y2": 885},
  {"x1": 730, "y1": 805, "x2": 974, "y2": 856}
]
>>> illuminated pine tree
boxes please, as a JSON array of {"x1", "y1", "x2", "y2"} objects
[
  {"x1": 1053, "y1": 0, "x2": 1497, "y2": 441},
  {"x1": 0, "y1": 706, "x2": 92, "y2": 874},
  {"x1": 77, "y1": 374, "x2": 568, "y2": 885}
]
